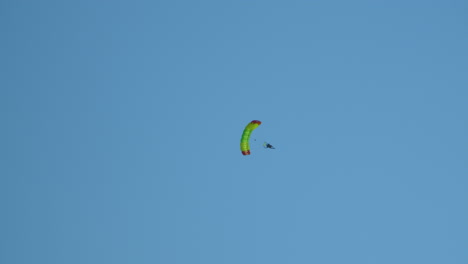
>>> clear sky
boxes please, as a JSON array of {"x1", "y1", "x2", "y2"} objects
[{"x1": 2, "y1": 1, "x2": 467, "y2": 263}]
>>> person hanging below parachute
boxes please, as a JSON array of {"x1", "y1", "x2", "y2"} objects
[{"x1": 263, "y1": 142, "x2": 275, "y2": 149}]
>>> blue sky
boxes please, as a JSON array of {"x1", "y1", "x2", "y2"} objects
[{"x1": 2, "y1": 1, "x2": 467, "y2": 263}]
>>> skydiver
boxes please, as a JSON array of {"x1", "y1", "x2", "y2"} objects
[{"x1": 263, "y1": 142, "x2": 275, "y2": 149}]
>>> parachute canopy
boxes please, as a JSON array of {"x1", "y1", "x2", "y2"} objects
[{"x1": 240, "y1": 120, "x2": 261, "y2": 155}]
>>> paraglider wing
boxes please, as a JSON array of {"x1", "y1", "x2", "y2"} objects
[{"x1": 240, "y1": 120, "x2": 261, "y2": 155}]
